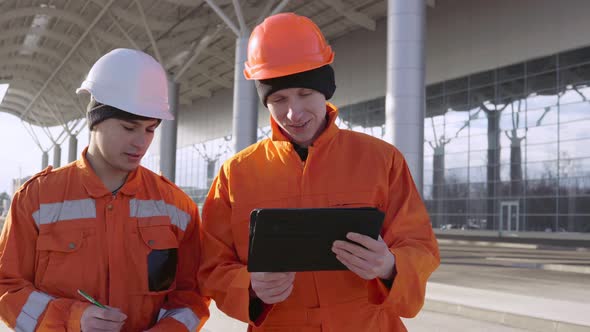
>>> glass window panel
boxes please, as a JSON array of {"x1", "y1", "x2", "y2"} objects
[
  {"x1": 527, "y1": 72, "x2": 557, "y2": 95},
  {"x1": 469, "y1": 118, "x2": 488, "y2": 136},
  {"x1": 524, "y1": 215, "x2": 556, "y2": 232},
  {"x1": 500, "y1": 147, "x2": 514, "y2": 165},
  {"x1": 559, "y1": 158, "x2": 590, "y2": 178},
  {"x1": 424, "y1": 154, "x2": 434, "y2": 171},
  {"x1": 470, "y1": 107, "x2": 487, "y2": 119},
  {"x1": 498, "y1": 79, "x2": 525, "y2": 103},
  {"x1": 500, "y1": 109, "x2": 526, "y2": 131},
  {"x1": 527, "y1": 55, "x2": 557, "y2": 75},
  {"x1": 560, "y1": 139, "x2": 590, "y2": 159},
  {"x1": 526, "y1": 124, "x2": 558, "y2": 145},
  {"x1": 430, "y1": 115, "x2": 445, "y2": 127},
  {"x1": 526, "y1": 92, "x2": 559, "y2": 109},
  {"x1": 573, "y1": 85, "x2": 590, "y2": 101},
  {"x1": 504, "y1": 180, "x2": 525, "y2": 197},
  {"x1": 445, "y1": 77, "x2": 468, "y2": 93},
  {"x1": 444, "y1": 109, "x2": 470, "y2": 125},
  {"x1": 557, "y1": 215, "x2": 590, "y2": 233},
  {"x1": 444, "y1": 182, "x2": 469, "y2": 197},
  {"x1": 427, "y1": 83, "x2": 443, "y2": 97},
  {"x1": 560, "y1": 87, "x2": 588, "y2": 105},
  {"x1": 497, "y1": 180, "x2": 522, "y2": 197},
  {"x1": 498, "y1": 63, "x2": 524, "y2": 82},
  {"x1": 470, "y1": 85, "x2": 495, "y2": 107},
  {"x1": 469, "y1": 166, "x2": 487, "y2": 183},
  {"x1": 501, "y1": 130, "x2": 527, "y2": 155},
  {"x1": 446, "y1": 153, "x2": 469, "y2": 169},
  {"x1": 560, "y1": 120, "x2": 590, "y2": 141},
  {"x1": 424, "y1": 142, "x2": 434, "y2": 157},
  {"x1": 467, "y1": 200, "x2": 488, "y2": 225},
  {"x1": 446, "y1": 168, "x2": 469, "y2": 187},
  {"x1": 424, "y1": 121, "x2": 435, "y2": 143},
  {"x1": 469, "y1": 149, "x2": 487, "y2": 167},
  {"x1": 558, "y1": 196, "x2": 590, "y2": 215},
  {"x1": 446, "y1": 121, "x2": 470, "y2": 139},
  {"x1": 470, "y1": 69, "x2": 495, "y2": 88},
  {"x1": 526, "y1": 177, "x2": 557, "y2": 197},
  {"x1": 526, "y1": 160, "x2": 557, "y2": 180},
  {"x1": 559, "y1": 45, "x2": 590, "y2": 67},
  {"x1": 559, "y1": 103, "x2": 590, "y2": 123},
  {"x1": 446, "y1": 136, "x2": 470, "y2": 153},
  {"x1": 446, "y1": 91, "x2": 469, "y2": 110},
  {"x1": 525, "y1": 197, "x2": 556, "y2": 214},
  {"x1": 445, "y1": 198, "x2": 468, "y2": 214},
  {"x1": 500, "y1": 164, "x2": 511, "y2": 182},
  {"x1": 559, "y1": 177, "x2": 590, "y2": 196},
  {"x1": 366, "y1": 109, "x2": 385, "y2": 128},
  {"x1": 423, "y1": 185, "x2": 433, "y2": 200},
  {"x1": 527, "y1": 106, "x2": 558, "y2": 126},
  {"x1": 426, "y1": 96, "x2": 445, "y2": 117},
  {"x1": 560, "y1": 63, "x2": 590, "y2": 88},
  {"x1": 527, "y1": 143, "x2": 558, "y2": 162}
]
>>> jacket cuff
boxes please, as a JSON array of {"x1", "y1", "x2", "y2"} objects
[
  {"x1": 67, "y1": 301, "x2": 91, "y2": 331},
  {"x1": 368, "y1": 250, "x2": 398, "y2": 305},
  {"x1": 249, "y1": 296, "x2": 274, "y2": 327},
  {"x1": 150, "y1": 316, "x2": 189, "y2": 332}
]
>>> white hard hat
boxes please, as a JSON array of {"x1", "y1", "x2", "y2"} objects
[{"x1": 76, "y1": 48, "x2": 173, "y2": 120}]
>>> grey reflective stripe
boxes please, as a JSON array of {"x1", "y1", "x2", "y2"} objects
[
  {"x1": 129, "y1": 199, "x2": 190, "y2": 231},
  {"x1": 157, "y1": 308, "x2": 200, "y2": 332},
  {"x1": 32, "y1": 199, "x2": 96, "y2": 228},
  {"x1": 15, "y1": 291, "x2": 54, "y2": 332}
]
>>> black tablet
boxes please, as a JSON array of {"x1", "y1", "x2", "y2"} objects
[{"x1": 247, "y1": 207, "x2": 385, "y2": 272}]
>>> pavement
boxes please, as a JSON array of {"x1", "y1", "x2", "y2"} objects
[{"x1": 425, "y1": 238, "x2": 590, "y2": 332}]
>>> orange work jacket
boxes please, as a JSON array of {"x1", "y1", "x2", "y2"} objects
[
  {"x1": 199, "y1": 103, "x2": 440, "y2": 331},
  {"x1": 0, "y1": 149, "x2": 209, "y2": 331}
]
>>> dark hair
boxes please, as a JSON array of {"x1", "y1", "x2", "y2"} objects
[{"x1": 86, "y1": 97, "x2": 160, "y2": 130}]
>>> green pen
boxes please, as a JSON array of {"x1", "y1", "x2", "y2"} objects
[{"x1": 77, "y1": 289, "x2": 107, "y2": 309}]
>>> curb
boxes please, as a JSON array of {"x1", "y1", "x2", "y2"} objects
[
  {"x1": 423, "y1": 299, "x2": 590, "y2": 332},
  {"x1": 437, "y1": 238, "x2": 590, "y2": 252}
]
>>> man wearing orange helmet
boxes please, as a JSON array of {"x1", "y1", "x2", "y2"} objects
[
  {"x1": 0, "y1": 49, "x2": 209, "y2": 331},
  {"x1": 199, "y1": 13, "x2": 440, "y2": 331}
]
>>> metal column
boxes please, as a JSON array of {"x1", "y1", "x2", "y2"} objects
[
  {"x1": 68, "y1": 134, "x2": 78, "y2": 163},
  {"x1": 160, "y1": 79, "x2": 178, "y2": 182},
  {"x1": 232, "y1": 34, "x2": 258, "y2": 153},
  {"x1": 41, "y1": 151, "x2": 49, "y2": 169},
  {"x1": 52, "y1": 144, "x2": 61, "y2": 168},
  {"x1": 385, "y1": 0, "x2": 426, "y2": 195}
]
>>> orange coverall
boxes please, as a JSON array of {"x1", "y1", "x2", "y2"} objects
[
  {"x1": 0, "y1": 149, "x2": 209, "y2": 331},
  {"x1": 199, "y1": 103, "x2": 440, "y2": 331}
]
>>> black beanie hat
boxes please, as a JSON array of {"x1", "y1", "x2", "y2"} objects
[
  {"x1": 87, "y1": 99, "x2": 161, "y2": 130},
  {"x1": 255, "y1": 64, "x2": 336, "y2": 107}
]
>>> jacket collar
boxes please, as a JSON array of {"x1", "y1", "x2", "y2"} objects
[
  {"x1": 78, "y1": 147, "x2": 141, "y2": 197},
  {"x1": 270, "y1": 102, "x2": 340, "y2": 148}
]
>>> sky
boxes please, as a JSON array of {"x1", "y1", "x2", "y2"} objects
[{"x1": 0, "y1": 110, "x2": 89, "y2": 195}]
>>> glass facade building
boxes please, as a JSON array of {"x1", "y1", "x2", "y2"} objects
[{"x1": 147, "y1": 45, "x2": 590, "y2": 234}]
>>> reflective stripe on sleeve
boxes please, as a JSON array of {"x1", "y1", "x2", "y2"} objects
[
  {"x1": 157, "y1": 307, "x2": 200, "y2": 332},
  {"x1": 15, "y1": 291, "x2": 54, "y2": 332}
]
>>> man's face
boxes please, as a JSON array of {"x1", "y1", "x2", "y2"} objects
[
  {"x1": 91, "y1": 118, "x2": 158, "y2": 172},
  {"x1": 266, "y1": 88, "x2": 327, "y2": 147}
]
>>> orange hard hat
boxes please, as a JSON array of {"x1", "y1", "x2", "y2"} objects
[{"x1": 244, "y1": 13, "x2": 334, "y2": 80}]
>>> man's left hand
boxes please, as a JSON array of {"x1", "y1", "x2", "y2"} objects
[{"x1": 332, "y1": 233, "x2": 395, "y2": 280}]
